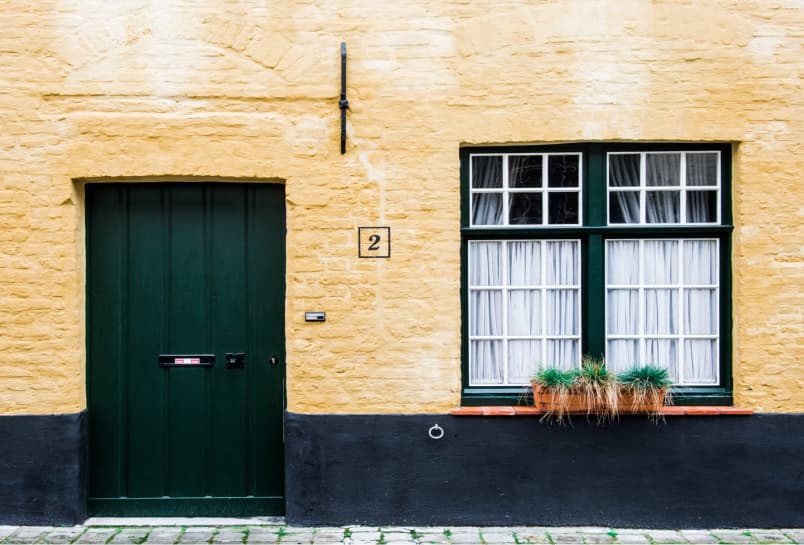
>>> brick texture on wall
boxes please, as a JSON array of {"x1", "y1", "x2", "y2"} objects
[{"x1": 0, "y1": 1, "x2": 802, "y2": 414}]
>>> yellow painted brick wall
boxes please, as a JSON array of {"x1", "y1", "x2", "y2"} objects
[{"x1": 0, "y1": 1, "x2": 801, "y2": 414}]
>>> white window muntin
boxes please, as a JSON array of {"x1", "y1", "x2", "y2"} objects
[
  {"x1": 606, "y1": 151, "x2": 721, "y2": 226},
  {"x1": 469, "y1": 152, "x2": 583, "y2": 227},
  {"x1": 604, "y1": 238, "x2": 720, "y2": 386},
  {"x1": 468, "y1": 239, "x2": 582, "y2": 386}
]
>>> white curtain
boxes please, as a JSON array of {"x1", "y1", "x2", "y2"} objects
[
  {"x1": 469, "y1": 241, "x2": 502, "y2": 383},
  {"x1": 646, "y1": 191, "x2": 680, "y2": 223},
  {"x1": 687, "y1": 191, "x2": 716, "y2": 223},
  {"x1": 609, "y1": 154, "x2": 640, "y2": 223},
  {"x1": 686, "y1": 153, "x2": 717, "y2": 186},
  {"x1": 469, "y1": 240, "x2": 580, "y2": 385},
  {"x1": 509, "y1": 340, "x2": 541, "y2": 383},
  {"x1": 472, "y1": 194, "x2": 502, "y2": 225},
  {"x1": 472, "y1": 156, "x2": 503, "y2": 225},
  {"x1": 508, "y1": 241, "x2": 540, "y2": 285},
  {"x1": 606, "y1": 239, "x2": 718, "y2": 384}
]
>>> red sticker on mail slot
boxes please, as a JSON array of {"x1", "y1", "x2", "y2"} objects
[{"x1": 174, "y1": 357, "x2": 201, "y2": 364}]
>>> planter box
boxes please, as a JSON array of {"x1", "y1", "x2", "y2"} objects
[
  {"x1": 531, "y1": 384, "x2": 596, "y2": 414},
  {"x1": 618, "y1": 387, "x2": 668, "y2": 414},
  {"x1": 532, "y1": 383, "x2": 668, "y2": 415}
]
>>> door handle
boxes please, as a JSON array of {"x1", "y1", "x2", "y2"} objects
[{"x1": 225, "y1": 353, "x2": 245, "y2": 369}]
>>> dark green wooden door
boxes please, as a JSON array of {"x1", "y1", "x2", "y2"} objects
[{"x1": 86, "y1": 183, "x2": 285, "y2": 516}]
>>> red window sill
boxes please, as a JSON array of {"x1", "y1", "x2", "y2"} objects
[{"x1": 451, "y1": 406, "x2": 753, "y2": 416}]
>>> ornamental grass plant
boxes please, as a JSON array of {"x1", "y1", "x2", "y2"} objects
[
  {"x1": 617, "y1": 365, "x2": 673, "y2": 421},
  {"x1": 576, "y1": 356, "x2": 619, "y2": 422}
]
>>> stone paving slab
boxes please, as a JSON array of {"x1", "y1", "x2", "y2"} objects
[
  {"x1": 606, "y1": 531, "x2": 649, "y2": 544},
  {"x1": 177, "y1": 528, "x2": 215, "y2": 544},
  {"x1": 0, "y1": 531, "x2": 18, "y2": 543},
  {"x1": 41, "y1": 528, "x2": 87, "y2": 544},
  {"x1": 212, "y1": 528, "x2": 247, "y2": 544},
  {"x1": 142, "y1": 527, "x2": 183, "y2": 544},
  {"x1": 677, "y1": 531, "x2": 720, "y2": 544},
  {"x1": 643, "y1": 530, "x2": 689, "y2": 544},
  {"x1": 109, "y1": 528, "x2": 151, "y2": 544},
  {"x1": 709, "y1": 530, "x2": 756, "y2": 544},
  {"x1": 75, "y1": 529, "x2": 118, "y2": 544},
  {"x1": 7, "y1": 527, "x2": 54, "y2": 544},
  {"x1": 750, "y1": 531, "x2": 794, "y2": 544}
]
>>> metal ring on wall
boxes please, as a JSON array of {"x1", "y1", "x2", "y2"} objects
[{"x1": 428, "y1": 424, "x2": 445, "y2": 440}]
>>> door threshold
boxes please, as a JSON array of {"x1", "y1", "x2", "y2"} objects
[{"x1": 85, "y1": 516, "x2": 285, "y2": 527}]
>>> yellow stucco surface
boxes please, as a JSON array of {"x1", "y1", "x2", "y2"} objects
[{"x1": 0, "y1": 1, "x2": 802, "y2": 414}]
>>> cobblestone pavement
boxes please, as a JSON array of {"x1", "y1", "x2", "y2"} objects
[{"x1": 1, "y1": 526, "x2": 803, "y2": 545}]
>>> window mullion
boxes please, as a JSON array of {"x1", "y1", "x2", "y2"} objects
[
  {"x1": 640, "y1": 152, "x2": 647, "y2": 224},
  {"x1": 541, "y1": 241, "x2": 547, "y2": 370},
  {"x1": 638, "y1": 239, "x2": 646, "y2": 367},
  {"x1": 678, "y1": 239, "x2": 686, "y2": 385},
  {"x1": 680, "y1": 153, "x2": 688, "y2": 223},
  {"x1": 502, "y1": 155, "x2": 509, "y2": 227},
  {"x1": 501, "y1": 240, "x2": 509, "y2": 385},
  {"x1": 542, "y1": 154, "x2": 548, "y2": 226}
]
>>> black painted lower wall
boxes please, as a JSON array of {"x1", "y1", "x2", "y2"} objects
[
  {"x1": 285, "y1": 412, "x2": 804, "y2": 528},
  {"x1": 0, "y1": 411, "x2": 87, "y2": 525}
]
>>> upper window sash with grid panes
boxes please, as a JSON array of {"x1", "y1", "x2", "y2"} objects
[
  {"x1": 471, "y1": 153, "x2": 582, "y2": 227},
  {"x1": 607, "y1": 151, "x2": 720, "y2": 225}
]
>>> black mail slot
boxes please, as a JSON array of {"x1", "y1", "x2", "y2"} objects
[{"x1": 159, "y1": 354, "x2": 216, "y2": 368}]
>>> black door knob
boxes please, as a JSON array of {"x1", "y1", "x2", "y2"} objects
[{"x1": 225, "y1": 353, "x2": 245, "y2": 369}]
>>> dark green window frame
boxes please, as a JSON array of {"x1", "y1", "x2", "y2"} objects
[{"x1": 460, "y1": 143, "x2": 733, "y2": 406}]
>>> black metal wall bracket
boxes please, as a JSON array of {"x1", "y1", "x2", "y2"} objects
[{"x1": 339, "y1": 42, "x2": 349, "y2": 154}]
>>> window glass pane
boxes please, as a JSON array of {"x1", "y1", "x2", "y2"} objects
[
  {"x1": 607, "y1": 240, "x2": 640, "y2": 285},
  {"x1": 546, "y1": 241, "x2": 579, "y2": 285},
  {"x1": 509, "y1": 340, "x2": 541, "y2": 383},
  {"x1": 645, "y1": 289, "x2": 678, "y2": 335},
  {"x1": 471, "y1": 156, "x2": 502, "y2": 188},
  {"x1": 508, "y1": 290, "x2": 541, "y2": 336},
  {"x1": 509, "y1": 155, "x2": 542, "y2": 188},
  {"x1": 546, "y1": 339, "x2": 578, "y2": 369},
  {"x1": 645, "y1": 339, "x2": 679, "y2": 382},
  {"x1": 686, "y1": 191, "x2": 717, "y2": 223},
  {"x1": 508, "y1": 241, "x2": 540, "y2": 285},
  {"x1": 548, "y1": 155, "x2": 579, "y2": 187},
  {"x1": 470, "y1": 340, "x2": 503, "y2": 384},
  {"x1": 472, "y1": 193, "x2": 502, "y2": 225},
  {"x1": 643, "y1": 240, "x2": 678, "y2": 284},
  {"x1": 683, "y1": 340, "x2": 717, "y2": 384},
  {"x1": 683, "y1": 240, "x2": 717, "y2": 284},
  {"x1": 509, "y1": 193, "x2": 542, "y2": 224},
  {"x1": 685, "y1": 289, "x2": 717, "y2": 335},
  {"x1": 470, "y1": 291, "x2": 502, "y2": 336},
  {"x1": 469, "y1": 241, "x2": 501, "y2": 286},
  {"x1": 646, "y1": 153, "x2": 681, "y2": 186},
  {"x1": 686, "y1": 153, "x2": 718, "y2": 186},
  {"x1": 548, "y1": 192, "x2": 579, "y2": 224},
  {"x1": 607, "y1": 289, "x2": 639, "y2": 335},
  {"x1": 609, "y1": 154, "x2": 640, "y2": 187},
  {"x1": 607, "y1": 339, "x2": 639, "y2": 373},
  {"x1": 546, "y1": 290, "x2": 578, "y2": 335},
  {"x1": 646, "y1": 191, "x2": 680, "y2": 223},
  {"x1": 609, "y1": 191, "x2": 640, "y2": 223}
]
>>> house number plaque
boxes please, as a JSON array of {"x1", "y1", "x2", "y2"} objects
[{"x1": 358, "y1": 226, "x2": 391, "y2": 258}]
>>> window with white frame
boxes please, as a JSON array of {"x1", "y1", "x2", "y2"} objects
[
  {"x1": 605, "y1": 239, "x2": 720, "y2": 385},
  {"x1": 468, "y1": 240, "x2": 581, "y2": 385},
  {"x1": 462, "y1": 145, "x2": 732, "y2": 404}
]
